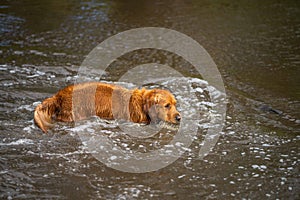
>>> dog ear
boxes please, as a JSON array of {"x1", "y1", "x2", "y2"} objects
[
  {"x1": 143, "y1": 90, "x2": 155, "y2": 112},
  {"x1": 34, "y1": 97, "x2": 57, "y2": 133},
  {"x1": 143, "y1": 90, "x2": 160, "y2": 123}
]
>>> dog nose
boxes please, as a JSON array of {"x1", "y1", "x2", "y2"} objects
[{"x1": 175, "y1": 114, "x2": 181, "y2": 122}]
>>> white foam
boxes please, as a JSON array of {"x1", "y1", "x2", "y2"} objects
[
  {"x1": 0, "y1": 139, "x2": 34, "y2": 146},
  {"x1": 69, "y1": 78, "x2": 225, "y2": 138}
]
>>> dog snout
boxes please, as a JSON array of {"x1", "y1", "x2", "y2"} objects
[{"x1": 175, "y1": 113, "x2": 181, "y2": 123}]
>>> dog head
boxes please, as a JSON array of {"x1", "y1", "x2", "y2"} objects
[{"x1": 143, "y1": 89, "x2": 181, "y2": 124}]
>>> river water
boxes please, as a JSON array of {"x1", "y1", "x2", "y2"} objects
[{"x1": 0, "y1": 0, "x2": 299, "y2": 199}]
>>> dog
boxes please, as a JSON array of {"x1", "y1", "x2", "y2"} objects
[{"x1": 34, "y1": 82, "x2": 181, "y2": 133}]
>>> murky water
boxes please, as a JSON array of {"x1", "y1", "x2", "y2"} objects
[{"x1": 1, "y1": 0, "x2": 299, "y2": 199}]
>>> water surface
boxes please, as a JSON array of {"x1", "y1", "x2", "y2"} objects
[{"x1": 0, "y1": 0, "x2": 299, "y2": 199}]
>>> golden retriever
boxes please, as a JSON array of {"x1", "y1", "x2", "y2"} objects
[{"x1": 34, "y1": 82, "x2": 181, "y2": 133}]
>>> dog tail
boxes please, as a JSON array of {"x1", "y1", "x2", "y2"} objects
[{"x1": 34, "y1": 97, "x2": 57, "y2": 133}]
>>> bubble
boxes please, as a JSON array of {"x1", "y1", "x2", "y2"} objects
[{"x1": 74, "y1": 27, "x2": 226, "y2": 173}]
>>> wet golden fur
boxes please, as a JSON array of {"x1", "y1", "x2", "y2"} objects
[{"x1": 34, "y1": 82, "x2": 181, "y2": 133}]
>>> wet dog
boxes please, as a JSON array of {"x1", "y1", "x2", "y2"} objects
[{"x1": 34, "y1": 82, "x2": 181, "y2": 133}]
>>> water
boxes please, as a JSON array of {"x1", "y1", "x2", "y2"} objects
[{"x1": 1, "y1": 0, "x2": 299, "y2": 199}]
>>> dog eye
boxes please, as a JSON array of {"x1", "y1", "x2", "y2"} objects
[{"x1": 164, "y1": 104, "x2": 171, "y2": 109}]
